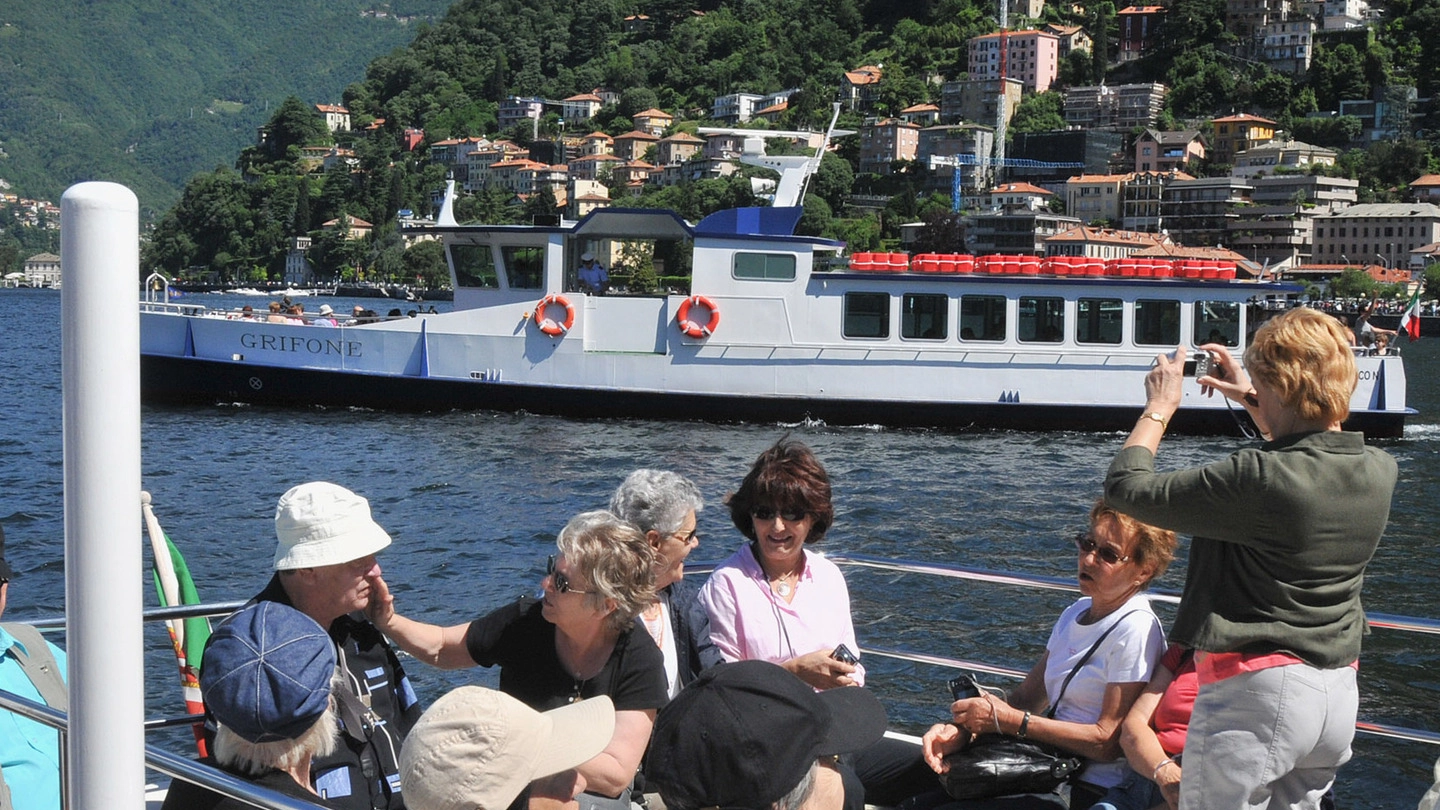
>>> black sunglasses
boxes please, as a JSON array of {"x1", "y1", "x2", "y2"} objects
[
  {"x1": 751, "y1": 506, "x2": 807, "y2": 522},
  {"x1": 546, "y1": 555, "x2": 590, "y2": 595},
  {"x1": 1073, "y1": 532, "x2": 1131, "y2": 565}
]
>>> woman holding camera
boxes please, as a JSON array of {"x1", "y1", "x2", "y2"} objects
[
  {"x1": 1104, "y1": 307, "x2": 1398, "y2": 809},
  {"x1": 919, "y1": 500, "x2": 1174, "y2": 809}
]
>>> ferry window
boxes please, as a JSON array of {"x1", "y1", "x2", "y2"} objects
[
  {"x1": 843, "y1": 293, "x2": 890, "y2": 338},
  {"x1": 959, "y1": 295, "x2": 1006, "y2": 341},
  {"x1": 1076, "y1": 298, "x2": 1123, "y2": 344},
  {"x1": 1019, "y1": 296, "x2": 1064, "y2": 343},
  {"x1": 902, "y1": 294, "x2": 948, "y2": 340},
  {"x1": 1135, "y1": 299, "x2": 1180, "y2": 345},
  {"x1": 734, "y1": 252, "x2": 797, "y2": 281},
  {"x1": 1194, "y1": 301, "x2": 1240, "y2": 347},
  {"x1": 450, "y1": 244, "x2": 499, "y2": 289},
  {"x1": 501, "y1": 246, "x2": 544, "y2": 289}
]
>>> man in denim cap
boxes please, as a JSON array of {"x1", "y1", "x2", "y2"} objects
[
  {"x1": 245, "y1": 481, "x2": 423, "y2": 809},
  {"x1": 162, "y1": 601, "x2": 342, "y2": 809}
]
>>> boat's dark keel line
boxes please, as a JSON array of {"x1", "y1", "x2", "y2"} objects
[{"x1": 141, "y1": 355, "x2": 1405, "y2": 438}]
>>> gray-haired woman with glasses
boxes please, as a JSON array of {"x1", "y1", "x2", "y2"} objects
[
  {"x1": 367, "y1": 510, "x2": 666, "y2": 804},
  {"x1": 610, "y1": 469, "x2": 723, "y2": 697}
]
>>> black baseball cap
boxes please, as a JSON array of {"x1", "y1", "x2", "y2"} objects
[
  {"x1": 0, "y1": 523, "x2": 12, "y2": 580},
  {"x1": 647, "y1": 660, "x2": 887, "y2": 810}
]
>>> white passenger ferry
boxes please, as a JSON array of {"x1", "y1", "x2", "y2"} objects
[{"x1": 139, "y1": 121, "x2": 1411, "y2": 437}]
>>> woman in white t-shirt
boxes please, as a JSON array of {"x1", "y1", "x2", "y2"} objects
[{"x1": 919, "y1": 501, "x2": 1176, "y2": 809}]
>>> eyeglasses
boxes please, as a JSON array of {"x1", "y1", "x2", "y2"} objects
[
  {"x1": 751, "y1": 506, "x2": 807, "y2": 522},
  {"x1": 546, "y1": 555, "x2": 591, "y2": 595},
  {"x1": 674, "y1": 527, "x2": 699, "y2": 545},
  {"x1": 1073, "y1": 532, "x2": 1131, "y2": 565}
]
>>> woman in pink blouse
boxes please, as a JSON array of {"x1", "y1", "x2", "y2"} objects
[{"x1": 699, "y1": 438, "x2": 930, "y2": 810}]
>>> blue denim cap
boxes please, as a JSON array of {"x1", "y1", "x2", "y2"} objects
[{"x1": 201, "y1": 601, "x2": 336, "y2": 743}]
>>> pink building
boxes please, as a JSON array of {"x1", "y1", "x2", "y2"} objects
[{"x1": 967, "y1": 30, "x2": 1060, "y2": 93}]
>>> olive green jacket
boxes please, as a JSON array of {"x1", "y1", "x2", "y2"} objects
[{"x1": 1105, "y1": 431, "x2": 1397, "y2": 668}]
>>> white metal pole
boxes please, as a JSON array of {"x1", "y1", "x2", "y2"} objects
[{"x1": 61, "y1": 182, "x2": 144, "y2": 810}]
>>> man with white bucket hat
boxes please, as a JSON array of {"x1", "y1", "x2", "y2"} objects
[{"x1": 240, "y1": 481, "x2": 423, "y2": 810}]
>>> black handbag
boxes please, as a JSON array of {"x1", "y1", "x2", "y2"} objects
[
  {"x1": 938, "y1": 733, "x2": 1083, "y2": 799},
  {"x1": 938, "y1": 609, "x2": 1143, "y2": 801}
]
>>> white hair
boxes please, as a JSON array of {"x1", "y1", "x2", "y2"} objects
[
  {"x1": 213, "y1": 675, "x2": 342, "y2": 776},
  {"x1": 609, "y1": 469, "x2": 704, "y2": 537}
]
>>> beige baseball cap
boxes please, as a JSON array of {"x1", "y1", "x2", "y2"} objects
[{"x1": 400, "y1": 686, "x2": 616, "y2": 810}]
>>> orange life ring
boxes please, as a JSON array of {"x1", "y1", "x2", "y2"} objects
[
  {"x1": 676, "y1": 295, "x2": 721, "y2": 338},
  {"x1": 534, "y1": 294, "x2": 575, "y2": 336}
]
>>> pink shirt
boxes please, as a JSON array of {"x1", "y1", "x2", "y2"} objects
[{"x1": 697, "y1": 543, "x2": 865, "y2": 686}]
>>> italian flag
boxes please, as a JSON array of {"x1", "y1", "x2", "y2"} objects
[
  {"x1": 1400, "y1": 289, "x2": 1423, "y2": 340},
  {"x1": 143, "y1": 494, "x2": 213, "y2": 756}
]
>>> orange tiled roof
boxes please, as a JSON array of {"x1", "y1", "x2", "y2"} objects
[
  {"x1": 990, "y1": 182, "x2": 1054, "y2": 196},
  {"x1": 1211, "y1": 113, "x2": 1277, "y2": 125}
]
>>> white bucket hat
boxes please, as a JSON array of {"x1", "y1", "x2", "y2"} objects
[
  {"x1": 273, "y1": 482, "x2": 392, "y2": 570},
  {"x1": 400, "y1": 686, "x2": 615, "y2": 810},
  {"x1": 318, "y1": 304, "x2": 334, "y2": 316}
]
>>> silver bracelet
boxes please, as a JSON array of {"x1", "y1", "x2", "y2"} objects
[{"x1": 1152, "y1": 755, "x2": 1178, "y2": 781}]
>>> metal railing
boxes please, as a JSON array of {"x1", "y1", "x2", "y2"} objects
[
  {"x1": 3, "y1": 553, "x2": 1436, "y2": 810},
  {"x1": 827, "y1": 552, "x2": 1440, "y2": 747}
]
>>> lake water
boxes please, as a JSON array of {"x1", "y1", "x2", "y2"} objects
[{"x1": 2, "y1": 288, "x2": 1436, "y2": 806}]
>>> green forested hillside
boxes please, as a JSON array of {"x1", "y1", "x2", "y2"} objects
[{"x1": 0, "y1": 0, "x2": 452, "y2": 212}]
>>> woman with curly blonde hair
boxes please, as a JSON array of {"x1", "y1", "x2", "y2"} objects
[
  {"x1": 369, "y1": 510, "x2": 664, "y2": 805},
  {"x1": 1105, "y1": 307, "x2": 1398, "y2": 809}
]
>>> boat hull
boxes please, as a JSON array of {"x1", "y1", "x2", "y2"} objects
[{"x1": 140, "y1": 353, "x2": 1408, "y2": 438}]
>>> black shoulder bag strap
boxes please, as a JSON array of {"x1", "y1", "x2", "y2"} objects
[{"x1": 1043, "y1": 609, "x2": 1147, "y2": 720}]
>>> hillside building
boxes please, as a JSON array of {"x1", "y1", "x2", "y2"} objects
[
  {"x1": 632, "y1": 108, "x2": 674, "y2": 137},
  {"x1": 842, "y1": 66, "x2": 884, "y2": 111},
  {"x1": 1044, "y1": 226, "x2": 1172, "y2": 259},
  {"x1": 315, "y1": 104, "x2": 350, "y2": 133},
  {"x1": 1312, "y1": 203, "x2": 1440, "y2": 269},
  {"x1": 1063, "y1": 83, "x2": 1167, "y2": 131},
  {"x1": 1225, "y1": 174, "x2": 1358, "y2": 267},
  {"x1": 23, "y1": 252, "x2": 61, "y2": 288},
  {"x1": 1133, "y1": 130, "x2": 1205, "y2": 173},
  {"x1": 561, "y1": 93, "x2": 604, "y2": 124},
  {"x1": 967, "y1": 30, "x2": 1060, "y2": 93},
  {"x1": 1231, "y1": 139, "x2": 1336, "y2": 178},
  {"x1": 1260, "y1": 18, "x2": 1315, "y2": 75},
  {"x1": 1160, "y1": 175, "x2": 1254, "y2": 249},
  {"x1": 858, "y1": 119, "x2": 921, "y2": 175},
  {"x1": 940, "y1": 78, "x2": 1023, "y2": 128},
  {"x1": 1208, "y1": 113, "x2": 1277, "y2": 165},
  {"x1": 1041, "y1": 23, "x2": 1092, "y2": 59},
  {"x1": 1122, "y1": 170, "x2": 1193, "y2": 232},
  {"x1": 1065, "y1": 174, "x2": 1129, "y2": 224},
  {"x1": 1117, "y1": 6, "x2": 1165, "y2": 62}
]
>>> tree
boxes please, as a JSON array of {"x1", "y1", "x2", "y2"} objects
[
  {"x1": 263, "y1": 97, "x2": 333, "y2": 163},
  {"x1": 1331, "y1": 267, "x2": 1379, "y2": 298},
  {"x1": 1008, "y1": 92, "x2": 1066, "y2": 135}
]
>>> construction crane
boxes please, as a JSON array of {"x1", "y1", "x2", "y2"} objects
[{"x1": 928, "y1": 153, "x2": 1084, "y2": 212}]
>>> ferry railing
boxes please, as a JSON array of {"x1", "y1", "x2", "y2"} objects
[
  {"x1": 0, "y1": 688, "x2": 324, "y2": 809},
  {"x1": 4, "y1": 559, "x2": 1436, "y2": 809},
  {"x1": 823, "y1": 552, "x2": 1440, "y2": 748}
]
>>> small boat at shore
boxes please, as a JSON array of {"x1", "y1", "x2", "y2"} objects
[{"x1": 138, "y1": 115, "x2": 1413, "y2": 437}]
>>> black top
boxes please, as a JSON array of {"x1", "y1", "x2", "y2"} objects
[
  {"x1": 160, "y1": 759, "x2": 342, "y2": 810},
  {"x1": 249, "y1": 574, "x2": 423, "y2": 810},
  {"x1": 464, "y1": 597, "x2": 668, "y2": 712}
]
